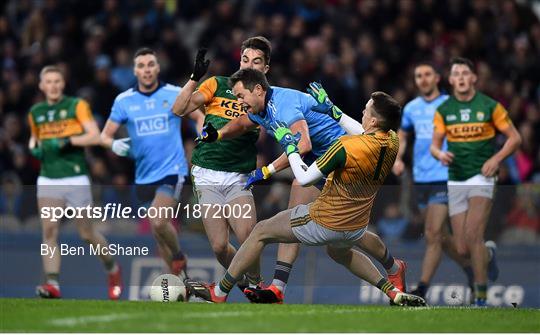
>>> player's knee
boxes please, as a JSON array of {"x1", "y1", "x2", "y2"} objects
[
  {"x1": 150, "y1": 217, "x2": 169, "y2": 231},
  {"x1": 42, "y1": 226, "x2": 59, "y2": 243},
  {"x1": 210, "y1": 241, "x2": 229, "y2": 259},
  {"x1": 456, "y1": 243, "x2": 469, "y2": 258},
  {"x1": 425, "y1": 226, "x2": 443, "y2": 244}
]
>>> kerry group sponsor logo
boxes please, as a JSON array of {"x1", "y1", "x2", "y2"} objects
[{"x1": 135, "y1": 114, "x2": 168, "y2": 136}]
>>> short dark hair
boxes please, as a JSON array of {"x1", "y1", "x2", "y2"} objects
[
  {"x1": 414, "y1": 61, "x2": 440, "y2": 74},
  {"x1": 133, "y1": 47, "x2": 156, "y2": 59},
  {"x1": 228, "y1": 68, "x2": 270, "y2": 91},
  {"x1": 449, "y1": 57, "x2": 475, "y2": 73},
  {"x1": 370, "y1": 91, "x2": 402, "y2": 132},
  {"x1": 241, "y1": 36, "x2": 272, "y2": 65}
]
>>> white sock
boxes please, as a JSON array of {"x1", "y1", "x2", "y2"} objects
[
  {"x1": 46, "y1": 279, "x2": 59, "y2": 289},
  {"x1": 214, "y1": 285, "x2": 228, "y2": 297},
  {"x1": 271, "y1": 279, "x2": 286, "y2": 293}
]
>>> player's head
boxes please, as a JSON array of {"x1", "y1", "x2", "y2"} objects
[
  {"x1": 39, "y1": 65, "x2": 65, "y2": 102},
  {"x1": 239, "y1": 36, "x2": 272, "y2": 74},
  {"x1": 448, "y1": 57, "x2": 477, "y2": 96},
  {"x1": 229, "y1": 68, "x2": 270, "y2": 114},
  {"x1": 414, "y1": 62, "x2": 440, "y2": 97},
  {"x1": 362, "y1": 91, "x2": 402, "y2": 132},
  {"x1": 133, "y1": 47, "x2": 160, "y2": 90}
]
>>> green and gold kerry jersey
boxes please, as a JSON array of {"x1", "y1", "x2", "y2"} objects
[
  {"x1": 28, "y1": 96, "x2": 93, "y2": 178},
  {"x1": 433, "y1": 92, "x2": 513, "y2": 181},
  {"x1": 191, "y1": 76, "x2": 259, "y2": 173}
]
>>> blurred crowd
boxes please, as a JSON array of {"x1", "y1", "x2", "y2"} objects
[{"x1": 1, "y1": 0, "x2": 539, "y2": 242}]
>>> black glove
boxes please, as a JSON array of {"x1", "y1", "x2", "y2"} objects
[
  {"x1": 195, "y1": 123, "x2": 220, "y2": 143},
  {"x1": 190, "y1": 48, "x2": 210, "y2": 82}
]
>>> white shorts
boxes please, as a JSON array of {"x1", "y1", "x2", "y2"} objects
[
  {"x1": 191, "y1": 165, "x2": 253, "y2": 205},
  {"x1": 37, "y1": 175, "x2": 92, "y2": 207},
  {"x1": 447, "y1": 174, "x2": 496, "y2": 216},
  {"x1": 290, "y1": 204, "x2": 367, "y2": 247}
]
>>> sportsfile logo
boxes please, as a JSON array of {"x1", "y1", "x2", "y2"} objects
[{"x1": 135, "y1": 114, "x2": 169, "y2": 136}]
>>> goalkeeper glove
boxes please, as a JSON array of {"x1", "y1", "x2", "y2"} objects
[
  {"x1": 306, "y1": 82, "x2": 343, "y2": 122},
  {"x1": 112, "y1": 138, "x2": 131, "y2": 157},
  {"x1": 270, "y1": 121, "x2": 301, "y2": 156},
  {"x1": 195, "y1": 123, "x2": 221, "y2": 143},
  {"x1": 243, "y1": 165, "x2": 275, "y2": 190},
  {"x1": 190, "y1": 48, "x2": 210, "y2": 82}
]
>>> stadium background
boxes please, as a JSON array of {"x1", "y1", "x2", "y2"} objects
[{"x1": 0, "y1": 0, "x2": 539, "y2": 307}]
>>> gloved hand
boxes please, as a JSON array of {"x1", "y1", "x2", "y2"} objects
[
  {"x1": 306, "y1": 82, "x2": 343, "y2": 121},
  {"x1": 112, "y1": 138, "x2": 131, "y2": 157},
  {"x1": 195, "y1": 123, "x2": 220, "y2": 143},
  {"x1": 243, "y1": 166, "x2": 274, "y2": 190},
  {"x1": 190, "y1": 48, "x2": 210, "y2": 82},
  {"x1": 270, "y1": 121, "x2": 301, "y2": 156}
]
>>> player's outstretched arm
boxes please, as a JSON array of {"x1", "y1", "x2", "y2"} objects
[
  {"x1": 307, "y1": 82, "x2": 364, "y2": 135},
  {"x1": 392, "y1": 129, "x2": 409, "y2": 176},
  {"x1": 243, "y1": 119, "x2": 312, "y2": 189},
  {"x1": 172, "y1": 48, "x2": 210, "y2": 117},
  {"x1": 271, "y1": 122, "x2": 324, "y2": 186}
]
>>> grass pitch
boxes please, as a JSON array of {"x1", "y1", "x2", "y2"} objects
[{"x1": 0, "y1": 298, "x2": 538, "y2": 333}]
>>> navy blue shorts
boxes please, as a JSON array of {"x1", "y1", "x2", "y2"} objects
[
  {"x1": 136, "y1": 175, "x2": 184, "y2": 205},
  {"x1": 415, "y1": 181, "x2": 448, "y2": 209}
]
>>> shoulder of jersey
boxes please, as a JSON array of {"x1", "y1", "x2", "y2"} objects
[
  {"x1": 115, "y1": 88, "x2": 137, "y2": 103},
  {"x1": 162, "y1": 83, "x2": 181, "y2": 93}
]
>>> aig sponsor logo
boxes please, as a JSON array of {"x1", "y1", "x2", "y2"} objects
[{"x1": 135, "y1": 114, "x2": 168, "y2": 136}]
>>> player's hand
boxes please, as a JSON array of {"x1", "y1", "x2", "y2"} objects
[
  {"x1": 392, "y1": 159, "x2": 405, "y2": 176},
  {"x1": 481, "y1": 157, "x2": 500, "y2": 177},
  {"x1": 195, "y1": 123, "x2": 220, "y2": 143},
  {"x1": 270, "y1": 121, "x2": 301, "y2": 156},
  {"x1": 307, "y1": 82, "x2": 343, "y2": 121},
  {"x1": 190, "y1": 48, "x2": 210, "y2": 82},
  {"x1": 243, "y1": 166, "x2": 273, "y2": 190},
  {"x1": 112, "y1": 138, "x2": 131, "y2": 157},
  {"x1": 437, "y1": 151, "x2": 454, "y2": 166}
]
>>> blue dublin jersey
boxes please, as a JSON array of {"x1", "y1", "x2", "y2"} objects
[
  {"x1": 109, "y1": 83, "x2": 188, "y2": 184},
  {"x1": 401, "y1": 94, "x2": 449, "y2": 183},
  {"x1": 247, "y1": 87, "x2": 346, "y2": 157}
]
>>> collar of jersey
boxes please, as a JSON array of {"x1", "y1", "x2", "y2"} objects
[
  {"x1": 133, "y1": 81, "x2": 165, "y2": 97},
  {"x1": 258, "y1": 86, "x2": 274, "y2": 117}
]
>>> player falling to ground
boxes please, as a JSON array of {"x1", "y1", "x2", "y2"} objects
[
  {"x1": 392, "y1": 62, "x2": 499, "y2": 302},
  {"x1": 430, "y1": 57, "x2": 521, "y2": 306},
  {"x1": 29, "y1": 66, "x2": 122, "y2": 299},
  {"x1": 185, "y1": 88, "x2": 426, "y2": 307},
  {"x1": 172, "y1": 37, "x2": 271, "y2": 291},
  {"x1": 101, "y1": 48, "x2": 204, "y2": 277},
  {"x1": 195, "y1": 68, "x2": 408, "y2": 303}
]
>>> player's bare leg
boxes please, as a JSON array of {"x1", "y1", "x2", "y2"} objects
[
  {"x1": 356, "y1": 231, "x2": 406, "y2": 292},
  {"x1": 327, "y1": 244, "x2": 426, "y2": 306},
  {"x1": 150, "y1": 192, "x2": 186, "y2": 276},
  {"x1": 185, "y1": 209, "x2": 297, "y2": 303},
  {"x1": 75, "y1": 218, "x2": 123, "y2": 299},
  {"x1": 253, "y1": 181, "x2": 319, "y2": 300},
  {"x1": 464, "y1": 197, "x2": 492, "y2": 305},
  {"x1": 201, "y1": 209, "x2": 236, "y2": 267},
  {"x1": 227, "y1": 195, "x2": 261, "y2": 286},
  {"x1": 36, "y1": 197, "x2": 64, "y2": 298}
]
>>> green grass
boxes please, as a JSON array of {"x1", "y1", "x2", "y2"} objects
[{"x1": 0, "y1": 298, "x2": 538, "y2": 333}]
